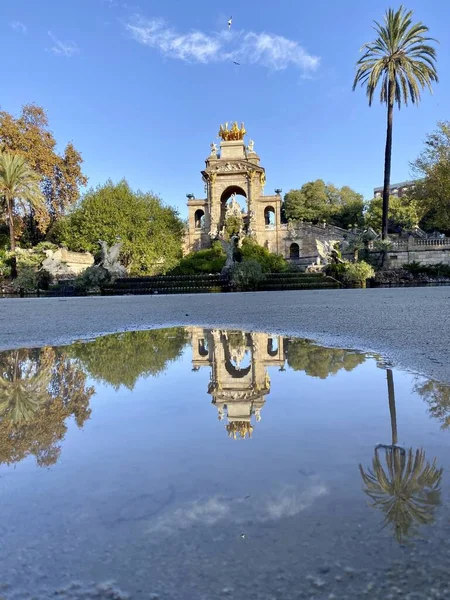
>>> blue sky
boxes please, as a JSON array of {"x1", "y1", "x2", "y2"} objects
[{"x1": 1, "y1": 0, "x2": 449, "y2": 218}]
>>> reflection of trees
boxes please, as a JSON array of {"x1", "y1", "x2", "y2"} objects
[
  {"x1": 69, "y1": 328, "x2": 188, "y2": 390},
  {"x1": 414, "y1": 379, "x2": 450, "y2": 429},
  {"x1": 0, "y1": 348, "x2": 94, "y2": 467},
  {"x1": 286, "y1": 339, "x2": 365, "y2": 378},
  {"x1": 360, "y1": 369, "x2": 443, "y2": 543}
]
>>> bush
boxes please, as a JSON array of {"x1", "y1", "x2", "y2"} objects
[
  {"x1": 240, "y1": 238, "x2": 287, "y2": 273},
  {"x1": 403, "y1": 261, "x2": 450, "y2": 278},
  {"x1": 231, "y1": 260, "x2": 266, "y2": 291},
  {"x1": 171, "y1": 242, "x2": 226, "y2": 275},
  {"x1": 342, "y1": 261, "x2": 375, "y2": 284},
  {"x1": 11, "y1": 267, "x2": 38, "y2": 292},
  {"x1": 325, "y1": 262, "x2": 347, "y2": 280},
  {"x1": 75, "y1": 266, "x2": 111, "y2": 292}
]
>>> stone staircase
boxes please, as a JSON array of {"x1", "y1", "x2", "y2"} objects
[{"x1": 102, "y1": 272, "x2": 340, "y2": 296}]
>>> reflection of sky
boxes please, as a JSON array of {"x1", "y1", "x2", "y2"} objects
[{"x1": 1, "y1": 331, "x2": 450, "y2": 597}]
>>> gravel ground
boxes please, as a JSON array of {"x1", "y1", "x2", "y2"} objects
[{"x1": 1, "y1": 286, "x2": 450, "y2": 382}]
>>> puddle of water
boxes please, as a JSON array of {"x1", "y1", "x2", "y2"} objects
[{"x1": 1, "y1": 327, "x2": 450, "y2": 599}]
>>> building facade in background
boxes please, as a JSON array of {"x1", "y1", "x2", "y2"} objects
[{"x1": 373, "y1": 180, "x2": 416, "y2": 199}]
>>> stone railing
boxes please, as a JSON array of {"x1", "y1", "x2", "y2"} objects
[
  {"x1": 279, "y1": 222, "x2": 356, "y2": 239},
  {"x1": 389, "y1": 237, "x2": 450, "y2": 250}
]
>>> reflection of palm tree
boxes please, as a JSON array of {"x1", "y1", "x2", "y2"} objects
[
  {"x1": 359, "y1": 369, "x2": 443, "y2": 543},
  {"x1": 0, "y1": 350, "x2": 52, "y2": 424}
]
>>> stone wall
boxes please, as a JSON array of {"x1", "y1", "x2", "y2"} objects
[
  {"x1": 42, "y1": 248, "x2": 94, "y2": 279},
  {"x1": 371, "y1": 238, "x2": 450, "y2": 269}
]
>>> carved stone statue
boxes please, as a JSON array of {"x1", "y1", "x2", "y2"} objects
[
  {"x1": 97, "y1": 240, "x2": 127, "y2": 277},
  {"x1": 247, "y1": 139, "x2": 255, "y2": 153},
  {"x1": 210, "y1": 142, "x2": 218, "y2": 156}
]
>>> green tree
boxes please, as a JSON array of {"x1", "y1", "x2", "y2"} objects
[
  {"x1": 0, "y1": 152, "x2": 47, "y2": 277},
  {"x1": 286, "y1": 338, "x2": 365, "y2": 378},
  {"x1": 364, "y1": 195, "x2": 421, "y2": 232},
  {"x1": 69, "y1": 328, "x2": 188, "y2": 390},
  {"x1": 410, "y1": 121, "x2": 450, "y2": 233},
  {"x1": 353, "y1": 6, "x2": 438, "y2": 239},
  {"x1": 282, "y1": 180, "x2": 364, "y2": 228},
  {"x1": 0, "y1": 347, "x2": 93, "y2": 467},
  {"x1": 414, "y1": 379, "x2": 450, "y2": 429},
  {"x1": 55, "y1": 180, "x2": 184, "y2": 276}
]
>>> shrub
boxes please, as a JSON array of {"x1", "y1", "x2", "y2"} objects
[
  {"x1": 171, "y1": 242, "x2": 226, "y2": 275},
  {"x1": 403, "y1": 261, "x2": 450, "y2": 278},
  {"x1": 240, "y1": 238, "x2": 287, "y2": 273},
  {"x1": 325, "y1": 262, "x2": 347, "y2": 280},
  {"x1": 342, "y1": 261, "x2": 375, "y2": 284},
  {"x1": 231, "y1": 260, "x2": 266, "y2": 291},
  {"x1": 75, "y1": 266, "x2": 111, "y2": 292},
  {"x1": 11, "y1": 267, "x2": 38, "y2": 292}
]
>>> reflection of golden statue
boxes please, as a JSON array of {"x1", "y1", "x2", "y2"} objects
[
  {"x1": 359, "y1": 369, "x2": 443, "y2": 543},
  {"x1": 226, "y1": 421, "x2": 253, "y2": 439},
  {"x1": 218, "y1": 121, "x2": 246, "y2": 141}
]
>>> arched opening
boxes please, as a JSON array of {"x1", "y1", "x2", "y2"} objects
[
  {"x1": 289, "y1": 243, "x2": 300, "y2": 260},
  {"x1": 264, "y1": 206, "x2": 275, "y2": 226},
  {"x1": 220, "y1": 186, "x2": 247, "y2": 235},
  {"x1": 194, "y1": 209, "x2": 205, "y2": 229},
  {"x1": 267, "y1": 337, "x2": 279, "y2": 357},
  {"x1": 198, "y1": 338, "x2": 209, "y2": 357}
]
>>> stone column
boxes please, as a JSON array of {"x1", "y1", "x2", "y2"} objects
[
  {"x1": 208, "y1": 173, "x2": 219, "y2": 237},
  {"x1": 247, "y1": 170, "x2": 258, "y2": 236}
]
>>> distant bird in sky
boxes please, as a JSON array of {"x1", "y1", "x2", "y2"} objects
[
  {"x1": 233, "y1": 61, "x2": 240, "y2": 66},
  {"x1": 228, "y1": 16, "x2": 232, "y2": 29}
]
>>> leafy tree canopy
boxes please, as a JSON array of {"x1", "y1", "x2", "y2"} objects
[
  {"x1": 0, "y1": 104, "x2": 87, "y2": 240},
  {"x1": 364, "y1": 195, "x2": 422, "y2": 232},
  {"x1": 410, "y1": 121, "x2": 450, "y2": 233},
  {"x1": 53, "y1": 179, "x2": 184, "y2": 276},
  {"x1": 283, "y1": 180, "x2": 364, "y2": 228},
  {"x1": 0, "y1": 347, "x2": 93, "y2": 467},
  {"x1": 286, "y1": 338, "x2": 365, "y2": 379},
  {"x1": 69, "y1": 328, "x2": 188, "y2": 390}
]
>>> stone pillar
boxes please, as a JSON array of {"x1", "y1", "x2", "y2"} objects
[{"x1": 208, "y1": 173, "x2": 219, "y2": 237}]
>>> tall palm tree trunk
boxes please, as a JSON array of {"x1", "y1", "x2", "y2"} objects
[
  {"x1": 6, "y1": 195, "x2": 17, "y2": 278},
  {"x1": 382, "y1": 79, "x2": 394, "y2": 240},
  {"x1": 386, "y1": 368, "x2": 398, "y2": 445}
]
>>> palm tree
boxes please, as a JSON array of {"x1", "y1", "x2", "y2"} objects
[
  {"x1": 359, "y1": 368, "x2": 443, "y2": 542},
  {"x1": 0, "y1": 349, "x2": 53, "y2": 425},
  {"x1": 353, "y1": 6, "x2": 438, "y2": 239},
  {"x1": 0, "y1": 152, "x2": 46, "y2": 276}
]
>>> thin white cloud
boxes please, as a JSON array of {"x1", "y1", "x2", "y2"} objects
[
  {"x1": 126, "y1": 16, "x2": 320, "y2": 73},
  {"x1": 47, "y1": 31, "x2": 79, "y2": 57},
  {"x1": 147, "y1": 483, "x2": 327, "y2": 536},
  {"x1": 10, "y1": 21, "x2": 27, "y2": 34}
]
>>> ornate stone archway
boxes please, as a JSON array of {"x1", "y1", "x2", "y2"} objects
[{"x1": 186, "y1": 122, "x2": 281, "y2": 251}]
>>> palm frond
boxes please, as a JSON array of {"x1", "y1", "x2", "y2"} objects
[
  {"x1": 360, "y1": 446, "x2": 443, "y2": 543},
  {"x1": 353, "y1": 6, "x2": 438, "y2": 109}
]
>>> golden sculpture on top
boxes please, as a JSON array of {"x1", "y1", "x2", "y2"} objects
[{"x1": 218, "y1": 121, "x2": 246, "y2": 141}]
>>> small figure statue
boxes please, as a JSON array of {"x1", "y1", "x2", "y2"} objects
[
  {"x1": 247, "y1": 139, "x2": 255, "y2": 153},
  {"x1": 210, "y1": 142, "x2": 218, "y2": 156}
]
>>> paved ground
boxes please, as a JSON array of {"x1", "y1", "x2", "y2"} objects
[{"x1": 1, "y1": 286, "x2": 449, "y2": 382}]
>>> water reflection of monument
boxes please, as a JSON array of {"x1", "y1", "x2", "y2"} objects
[{"x1": 190, "y1": 328, "x2": 285, "y2": 439}]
